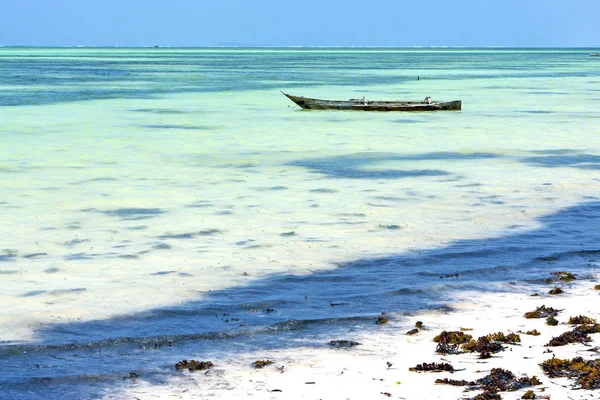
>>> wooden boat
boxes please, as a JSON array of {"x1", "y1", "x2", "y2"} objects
[{"x1": 282, "y1": 92, "x2": 461, "y2": 111}]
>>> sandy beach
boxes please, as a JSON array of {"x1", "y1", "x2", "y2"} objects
[{"x1": 102, "y1": 272, "x2": 600, "y2": 400}]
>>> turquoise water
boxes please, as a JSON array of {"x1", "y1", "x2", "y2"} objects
[{"x1": 1, "y1": 48, "x2": 600, "y2": 399}]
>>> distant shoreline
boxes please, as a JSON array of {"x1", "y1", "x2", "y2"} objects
[{"x1": 1, "y1": 45, "x2": 600, "y2": 50}]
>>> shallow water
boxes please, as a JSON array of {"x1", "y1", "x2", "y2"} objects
[{"x1": 1, "y1": 48, "x2": 600, "y2": 399}]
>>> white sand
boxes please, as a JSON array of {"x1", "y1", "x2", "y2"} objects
[{"x1": 103, "y1": 274, "x2": 600, "y2": 399}]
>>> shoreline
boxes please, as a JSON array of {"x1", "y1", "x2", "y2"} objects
[{"x1": 106, "y1": 272, "x2": 600, "y2": 399}]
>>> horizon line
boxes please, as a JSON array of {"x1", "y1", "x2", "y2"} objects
[{"x1": 1, "y1": 45, "x2": 600, "y2": 50}]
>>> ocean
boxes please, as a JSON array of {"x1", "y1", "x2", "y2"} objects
[{"x1": 1, "y1": 48, "x2": 599, "y2": 399}]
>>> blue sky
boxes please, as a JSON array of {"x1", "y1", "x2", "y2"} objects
[{"x1": 1, "y1": 0, "x2": 598, "y2": 47}]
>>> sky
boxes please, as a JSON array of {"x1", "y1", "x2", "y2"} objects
[{"x1": 1, "y1": 0, "x2": 599, "y2": 47}]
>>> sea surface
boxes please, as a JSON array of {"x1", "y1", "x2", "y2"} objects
[{"x1": 1, "y1": 48, "x2": 599, "y2": 399}]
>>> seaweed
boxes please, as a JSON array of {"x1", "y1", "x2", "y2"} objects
[
  {"x1": 376, "y1": 315, "x2": 388, "y2": 325},
  {"x1": 415, "y1": 321, "x2": 424, "y2": 328},
  {"x1": 435, "y1": 378, "x2": 474, "y2": 386},
  {"x1": 485, "y1": 332, "x2": 521, "y2": 343},
  {"x1": 551, "y1": 271, "x2": 576, "y2": 282},
  {"x1": 175, "y1": 360, "x2": 214, "y2": 371},
  {"x1": 436, "y1": 343, "x2": 461, "y2": 354},
  {"x1": 594, "y1": 284, "x2": 600, "y2": 290},
  {"x1": 409, "y1": 362, "x2": 455, "y2": 372},
  {"x1": 540, "y1": 356, "x2": 600, "y2": 389},
  {"x1": 521, "y1": 390, "x2": 536, "y2": 399},
  {"x1": 545, "y1": 324, "x2": 600, "y2": 346},
  {"x1": 253, "y1": 359, "x2": 274, "y2": 369},
  {"x1": 462, "y1": 337, "x2": 505, "y2": 355},
  {"x1": 436, "y1": 368, "x2": 540, "y2": 395},
  {"x1": 329, "y1": 340, "x2": 361, "y2": 348},
  {"x1": 406, "y1": 328, "x2": 419, "y2": 335},
  {"x1": 546, "y1": 317, "x2": 559, "y2": 326},
  {"x1": 524, "y1": 305, "x2": 560, "y2": 319},
  {"x1": 548, "y1": 286, "x2": 563, "y2": 295},
  {"x1": 471, "y1": 393, "x2": 502, "y2": 400},
  {"x1": 434, "y1": 330, "x2": 473, "y2": 344},
  {"x1": 517, "y1": 329, "x2": 541, "y2": 336},
  {"x1": 568, "y1": 315, "x2": 597, "y2": 325}
]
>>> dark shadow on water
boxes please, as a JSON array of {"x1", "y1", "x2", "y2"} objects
[
  {"x1": 521, "y1": 153, "x2": 600, "y2": 170},
  {"x1": 2, "y1": 202, "x2": 600, "y2": 399},
  {"x1": 287, "y1": 151, "x2": 498, "y2": 179}
]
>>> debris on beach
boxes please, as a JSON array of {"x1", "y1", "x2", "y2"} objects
[
  {"x1": 409, "y1": 362, "x2": 455, "y2": 372},
  {"x1": 545, "y1": 316, "x2": 559, "y2": 326},
  {"x1": 524, "y1": 305, "x2": 560, "y2": 319},
  {"x1": 545, "y1": 323, "x2": 600, "y2": 346},
  {"x1": 541, "y1": 356, "x2": 600, "y2": 389},
  {"x1": 434, "y1": 330, "x2": 472, "y2": 354},
  {"x1": 462, "y1": 337, "x2": 504, "y2": 358},
  {"x1": 552, "y1": 271, "x2": 576, "y2": 282},
  {"x1": 548, "y1": 286, "x2": 563, "y2": 295},
  {"x1": 415, "y1": 321, "x2": 424, "y2": 328},
  {"x1": 252, "y1": 359, "x2": 274, "y2": 369},
  {"x1": 329, "y1": 340, "x2": 361, "y2": 348},
  {"x1": 376, "y1": 314, "x2": 389, "y2": 325},
  {"x1": 436, "y1": 368, "x2": 541, "y2": 397},
  {"x1": 406, "y1": 328, "x2": 419, "y2": 335},
  {"x1": 594, "y1": 284, "x2": 600, "y2": 290},
  {"x1": 175, "y1": 359, "x2": 214, "y2": 371},
  {"x1": 521, "y1": 390, "x2": 536, "y2": 399},
  {"x1": 568, "y1": 315, "x2": 597, "y2": 324},
  {"x1": 434, "y1": 331, "x2": 473, "y2": 344},
  {"x1": 517, "y1": 329, "x2": 540, "y2": 336}
]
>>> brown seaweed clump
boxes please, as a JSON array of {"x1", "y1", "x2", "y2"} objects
[
  {"x1": 568, "y1": 315, "x2": 597, "y2": 325},
  {"x1": 175, "y1": 359, "x2": 214, "y2": 371},
  {"x1": 434, "y1": 330, "x2": 473, "y2": 354},
  {"x1": 406, "y1": 328, "x2": 419, "y2": 335},
  {"x1": 329, "y1": 340, "x2": 361, "y2": 348},
  {"x1": 436, "y1": 368, "x2": 541, "y2": 396},
  {"x1": 524, "y1": 305, "x2": 560, "y2": 319},
  {"x1": 415, "y1": 321, "x2": 424, "y2": 328},
  {"x1": 462, "y1": 337, "x2": 505, "y2": 358},
  {"x1": 521, "y1": 390, "x2": 536, "y2": 399},
  {"x1": 541, "y1": 356, "x2": 600, "y2": 389},
  {"x1": 409, "y1": 362, "x2": 455, "y2": 372},
  {"x1": 594, "y1": 284, "x2": 600, "y2": 290},
  {"x1": 546, "y1": 316, "x2": 559, "y2": 326},
  {"x1": 552, "y1": 271, "x2": 576, "y2": 282},
  {"x1": 253, "y1": 359, "x2": 274, "y2": 369},
  {"x1": 485, "y1": 332, "x2": 521, "y2": 343},
  {"x1": 434, "y1": 330, "x2": 473, "y2": 344},
  {"x1": 545, "y1": 324, "x2": 600, "y2": 346},
  {"x1": 471, "y1": 393, "x2": 502, "y2": 400},
  {"x1": 376, "y1": 315, "x2": 388, "y2": 325},
  {"x1": 548, "y1": 286, "x2": 563, "y2": 295},
  {"x1": 518, "y1": 329, "x2": 541, "y2": 336}
]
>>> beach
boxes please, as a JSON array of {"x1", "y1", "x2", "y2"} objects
[
  {"x1": 1, "y1": 48, "x2": 599, "y2": 399},
  {"x1": 107, "y1": 273, "x2": 600, "y2": 400}
]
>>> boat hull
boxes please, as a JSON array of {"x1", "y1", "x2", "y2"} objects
[{"x1": 282, "y1": 92, "x2": 461, "y2": 111}]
